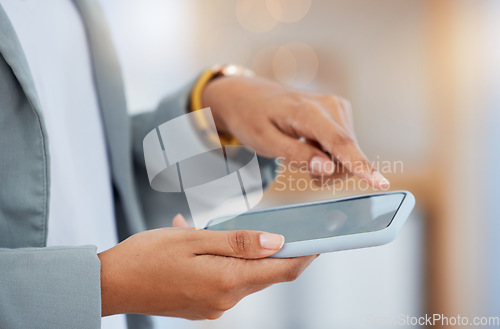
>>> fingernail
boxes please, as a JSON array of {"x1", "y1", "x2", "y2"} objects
[
  {"x1": 371, "y1": 171, "x2": 390, "y2": 188},
  {"x1": 260, "y1": 233, "x2": 285, "y2": 250},
  {"x1": 310, "y1": 156, "x2": 335, "y2": 175}
]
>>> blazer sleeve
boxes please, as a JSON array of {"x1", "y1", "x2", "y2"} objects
[
  {"x1": 130, "y1": 75, "x2": 277, "y2": 229},
  {"x1": 0, "y1": 246, "x2": 102, "y2": 329},
  {"x1": 0, "y1": 18, "x2": 102, "y2": 329}
]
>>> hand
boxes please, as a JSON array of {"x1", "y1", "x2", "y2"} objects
[
  {"x1": 203, "y1": 76, "x2": 389, "y2": 188},
  {"x1": 98, "y1": 215, "x2": 316, "y2": 319}
]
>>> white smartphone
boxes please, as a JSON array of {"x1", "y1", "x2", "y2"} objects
[{"x1": 205, "y1": 191, "x2": 415, "y2": 258}]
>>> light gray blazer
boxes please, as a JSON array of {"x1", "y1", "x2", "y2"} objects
[{"x1": 0, "y1": 1, "x2": 275, "y2": 328}]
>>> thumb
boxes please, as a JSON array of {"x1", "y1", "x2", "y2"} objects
[{"x1": 194, "y1": 230, "x2": 285, "y2": 259}]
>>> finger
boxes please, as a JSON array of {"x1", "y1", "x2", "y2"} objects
[
  {"x1": 310, "y1": 161, "x2": 352, "y2": 186},
  {"x1": 290, "y1": 110, "x2": 389, "y2": 189},
  {"x1": 237, "y1": 255, "x2": 319, "y2": 296},
  {"x1": 318, "y1": 95, "x2": 356, "y2": 137},
  {"x1": 172, "y1": 214, "x2": 190, "y2": 228},
  {"x1": 193, "y1": 230, "x2": 285, "y2": 259},
  {"x1": 254, "y1": 123, "x2": 336, "y2": 176},
  {"x1": 337, "y1": 97, "x2": 356, "y2": 135},
  {"x1": 239, "y1": 255, "x2": 317, "y2": 286},
  {"x1": 331, "y1": 139, "x2": 389, "y2": 189},
  {"x1": 310, "y1": 171, "x2": 352, "y2": 187}
]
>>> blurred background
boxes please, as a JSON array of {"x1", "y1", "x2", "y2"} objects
[{"x1": 99, "y1": 0, "x2": 499, "y2": 328}]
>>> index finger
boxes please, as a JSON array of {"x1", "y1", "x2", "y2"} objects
[
  {"x1": 293, "y1": 107, "x2": 389, "y2": 188},
  {"x1": 329, "y1": 137, "x2": 389, "y2": 189}
]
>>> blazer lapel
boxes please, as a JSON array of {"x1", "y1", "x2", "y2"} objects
[
  {"x1": 0, "y1": 5, "x2": 43, "y2": 119},
  {"x1": 0, "y1": 4, "x2": 50, "y2": 247}
]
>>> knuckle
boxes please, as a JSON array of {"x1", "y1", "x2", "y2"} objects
[
  {"x1": 299, "y1": 100, "x2": 319, "y2": 113},
  {"x1": 214, "y1": 297, "x2": 237, "y2": 312},
  {"x1": 322, "y1": 94, "x2": 352, "y2": 114},
  {"x1": 218, "y1": 273, "x2": 237, "y2": 293},
  {"x1": 184, "y1": 284, "x2": 205, "y2": 302},
  {"x1": 286, "y1": 91, "x2": 303, "y2": 103},
  {"x1": 339, "y1": 97, "x2": 352, "y2": 110},
  {"x1": 228, "y1": 230, "x2": 252, "y2": 255},
  {"x1": 183, "y1": 229, "x2": 200, "y2": 243},
  {"x1": 321, "y1": 94, "x2": 339, "y2": 105},
  {"x1": 204, "y1": 311, "x2": 225, "y2": 320},
  {"x1": 251, "y1": 119, "x2": 268, "y2": 136},
  {"x1": 282, "y1": 141, "x2": 298, "y2": 161},
  {"x1": 284, "y1": 264, "x2": 302, "y2": 282},
  {"x1": 333, "y1": 133, "x2": 354, "y2": 147},
  {"x1": 288, "y1": 95, "x2": 316, "y2": 113}
]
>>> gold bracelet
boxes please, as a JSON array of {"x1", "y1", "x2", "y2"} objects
[{"x1": 190, "y1": 65, "x2": 255, "y2": 146}]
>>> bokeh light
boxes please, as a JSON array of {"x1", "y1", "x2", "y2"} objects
[
  {"x1": 266, "y1": 0, "x2": 312, "y2": 23},
  {"x1": 236, "y1": 0, "x2": 278, "y2": 33},
  {"x1": 272, "y1": 42, "x2": 318, "y2": 86},
  {"x1": 252, "y1": 45, "x2": 279, "y2": 77},
  {"x1": 272, "y1": 46, "x2": 297, "y2": 84}
]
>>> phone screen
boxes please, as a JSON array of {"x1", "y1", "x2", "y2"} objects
[{"x1": 206, "y1": 193, "x2": 406, "y2": 243}]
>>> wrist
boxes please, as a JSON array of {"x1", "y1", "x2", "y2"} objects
[
  {"x1": 201, "y1": 76, "x2": 234, "y2": 134},
  {"x1": 98, "y1": 250, "x2": 128, "y2": 317},
  {"x1": 194, "y1": 65, "x2": 254, "y2": 139}
]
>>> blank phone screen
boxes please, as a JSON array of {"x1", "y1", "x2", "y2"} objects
[{"x1": 206, "y1": 193, "x2": 406, "y2": 243}]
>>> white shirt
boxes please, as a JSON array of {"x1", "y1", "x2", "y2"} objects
[{"x1": 0, "y1": 1, "x2": 127, "y2": 328}]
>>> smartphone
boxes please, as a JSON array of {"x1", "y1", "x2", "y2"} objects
[{"x1": 205, "y1": 191, "x2": 415, "y2": 258}]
